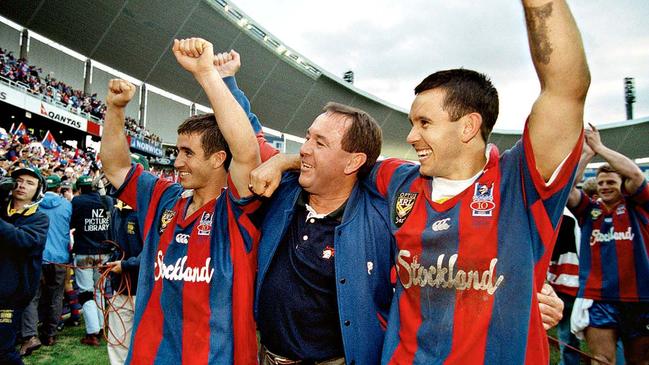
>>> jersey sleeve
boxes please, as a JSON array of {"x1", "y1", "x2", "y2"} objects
[
  {"x1": 502, "y1": 119, "x2": 583, "y2": 260},
  {"x1": 568, "y1": 190, "x2": 594, "y2": 226},
  {"x1": 223, "y1": 76, "x2": 279, "y2": 163},
  {"x1": 626, "y1": 179, "x2": 649, "y2": 213},
  {"x1": 364, "y1": 158, "x2": 417, "y2": 198},
  {"x1": 111, "y1": 163, "x2": 182, "y2": 242}
]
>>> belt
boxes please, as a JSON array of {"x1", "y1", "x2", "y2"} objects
[{"x1": 261, "y1": 346, "x2": 344, "y2": 365}]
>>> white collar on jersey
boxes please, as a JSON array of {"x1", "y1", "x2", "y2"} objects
[{"x1": 430, "y1": 146, "x2": 491, "y2": 203}]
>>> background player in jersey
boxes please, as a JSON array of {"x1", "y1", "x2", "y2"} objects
[
  {"x1": 567, "y1": 124, "x2": 649, "y2": 364},
  {"x1": 100, "y1": 37, "x2": 261, "y2": 364}
]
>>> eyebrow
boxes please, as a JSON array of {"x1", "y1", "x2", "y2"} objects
[{"x1": 179, "y1": 146, "x2": 194, "y2": 154}]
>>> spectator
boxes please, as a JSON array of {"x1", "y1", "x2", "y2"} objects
[
  {"x1": 70, "y1": 175, "x2": 112, "y2": 346},
  {"x1": 0, "y1": 167, "x2": 49, "y2": 364},
  {"x1": 19, "y1": 174, "x2": 72, "y2": 356}
]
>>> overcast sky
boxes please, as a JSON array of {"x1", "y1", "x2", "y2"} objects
[{"x1": 232, "y1": 0, "x2": 649, "y2": 131}]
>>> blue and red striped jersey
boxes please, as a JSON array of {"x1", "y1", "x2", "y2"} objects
[
  {"x1": 115, "y1": 164, "x2": 261, "y2": 365},
  {"x1": 571, "y1": 182, "x2": 649, "y2": 302},
  {"x1": 370, "y1": 125, "x2": 582, "y2": 364}
]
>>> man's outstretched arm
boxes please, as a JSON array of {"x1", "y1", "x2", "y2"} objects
[
  {"x1": 585, "y1": 124, "x2": 645, "y2": 194},
  {"x1": 99, "y1": 80, "x2": 136, "y2": 189},
  {"x1": 173, "y1": 38, "x2": 260, "y2": 197},
  {"x1": 523, "y1": 0, "x2": 590, "y2": 180}
]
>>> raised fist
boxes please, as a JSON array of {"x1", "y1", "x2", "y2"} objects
[
  {"x1": 172, "y1": 38, "x2": 215, "y2": 77},
  {"x1": 106, "y1": 79, "x2": 136, "y2": 108},
  {"x1": 213, "y1": 50, "x2": 241, "y2": 78}
]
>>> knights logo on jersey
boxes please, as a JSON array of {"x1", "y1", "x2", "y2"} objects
[
  {"x1": 591, "y1": 208, "x2": 602, "y2": 220},
  {"x1": 394, "y1": 192, "x2": 418, "y2": 227},
  {"x1": 197, "y1": 212, "x2": 213, "y2": 236},
  {"x1": 471, "y1": 182, "x2": 495, "y2": 217},
  {"x1": 159, "y1": 209, "x2": 176, "y2": 234}
]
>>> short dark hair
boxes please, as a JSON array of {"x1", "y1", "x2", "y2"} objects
[
  {"x1": 415, "y1": 69, "x2": 499, "y2": 142},
  {"x1": 177, "y1": 113, "x2": 231, "y2": 170},
  {"x1": 596, "y1": 164, "x2": 621, "y2": 178},
  {"x1": 323, "y1": 102, "x2": 382, "y2": 178}
]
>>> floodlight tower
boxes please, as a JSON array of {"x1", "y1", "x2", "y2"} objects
[{"x1": 624, "y1": 77, "x2": 636, "y2": 120}]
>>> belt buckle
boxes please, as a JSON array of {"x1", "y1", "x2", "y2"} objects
[{"x1": 265, "y1": 351, "x2": 301, "y2": 365}]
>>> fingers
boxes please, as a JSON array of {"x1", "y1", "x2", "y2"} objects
[{"x1": 174, "y1": 38, "x2": 212, "y2": 58}]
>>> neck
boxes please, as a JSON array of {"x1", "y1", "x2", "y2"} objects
[
  {"x1": 186, "y1": 174, "x2": 226, "y2": 217},
  {"x1": 307, "y1": 182, "x2": 354, "y2": 215},
  {"x1": 11, "y1": 199, "x2": 30, "y2": 211},
  {"x1": 443, "y1": 143, "x2": 488, "y2": 180}
]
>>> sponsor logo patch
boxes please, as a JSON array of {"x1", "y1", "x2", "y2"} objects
[
  {"x1": 471, "y1": 182, "x2": 495, "y2": 217},
  {"x1": 394, "y1": 192, "x2": 418, "y2": 227},
  {"x1": 175, "y1": 233, "x2": 190, "y2": 244},
  {"x1": 616, "y1": 205, "x2": 626, "y2": 216},
  {"x1": 432, "y1": 218, "x2": 451, "y2": 232}
]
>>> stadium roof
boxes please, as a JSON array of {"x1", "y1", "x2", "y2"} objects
[{"x1": 1, "y1": 0, "x2": 648, "y2": 160}]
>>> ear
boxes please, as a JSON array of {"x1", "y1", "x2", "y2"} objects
[
  {"x1": 460, "y1": 112, "x2": 483, "y2": 143},
  {"x1": 209, "y1": 150, "x2": 228, "y2": 170},
  {"x1": 344, "y1": 152, "x2": 367, "y2": 175}
]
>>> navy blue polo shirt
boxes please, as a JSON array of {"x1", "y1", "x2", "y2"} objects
[{"x1": 258, "y1": 192, "x2": 346, "y2": 361}]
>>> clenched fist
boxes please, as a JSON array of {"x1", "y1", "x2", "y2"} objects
[
  {"x1": 106, "y1": 79, "x2": 136, "y2": 108},
  {"x1": 213, "y1": 50, "x2": 241, "y2": 78},
  {"x1": 172, "y1": 37, "x2": 216, "y2": 77}
]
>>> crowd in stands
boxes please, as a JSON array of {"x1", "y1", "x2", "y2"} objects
[{"x1": 0, "y1": 48, "x2": 161, "y2": 144}]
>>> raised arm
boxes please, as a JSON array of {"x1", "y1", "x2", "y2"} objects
[
  {"x1": 585, "y1": 123, "x2": 645, "y2": 194},
  {"x1": 524, "y1": 0, "x2": 590, "y2": 180},
  {"x1": 172, "y1": 38, "x2": 260, "y2": 197},
  {"x1": 99, "y1": 80, "x2": 136, "y2": 189}
]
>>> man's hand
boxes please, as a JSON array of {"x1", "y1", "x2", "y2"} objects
[
  {"x1": 538, "y1": 283, "x2": 564, "y2": 330},
  {"x1": 249, "y1": 154, "x2": 284, "y2": 197},
  {"x1": 584, "y1": 123, "x2": 604, "y2": 154},
  {"x1": 213, "y1": 50, "x2": 241, "y2": 78},
  {"x1": 172, "y1": 38, "x2": 217, "y2": 78},
  {"x1": 106, "y1": 79, "x2": 136, "y2": 109},
  {"x1": 105, "y1": 261, "x2": 122, "y2": 274}
]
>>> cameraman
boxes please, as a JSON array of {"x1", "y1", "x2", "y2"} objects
[{"x1": 0, "y1": 167, "x2": 49, "y2": 365}]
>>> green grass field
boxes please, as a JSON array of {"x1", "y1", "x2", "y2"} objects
[
  {"x1": 21, "y1": 321, "x2": 568, "y2": 364},
  {"x1": 22, "y1": 323, "x2": 109, "y2": 365}
]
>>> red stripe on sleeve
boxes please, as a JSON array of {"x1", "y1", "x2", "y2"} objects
[
  {"x1": 117, "y1": 164, "x2": 144, "y2": 209},
  {"x1": 522, "y1": 123, "x2": 583, "y2": 200},
  {"x1": 376, "y1": 159, "x2": 405, "y2": 197},
  {"x1": 257, "y1": 133, "x2": 280, "y2": 163},
  {"x1": 140, "y1": 178, "x2": 175, "y2": 243}
]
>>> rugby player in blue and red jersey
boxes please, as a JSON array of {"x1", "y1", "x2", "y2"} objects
[
  {"x1": 99, "y1": 38, "x2": 261, "y2": 365},
  {"x1": 567, "y1": 124, "x2": 649, "y2": 364},
  {"x1": 363, "y1": 1, "x2": 590, "y2": 363}
]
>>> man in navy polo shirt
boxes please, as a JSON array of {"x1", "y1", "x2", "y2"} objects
[{"x1": 70, "y1": 174, "x2": 113, "y2": 346}]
